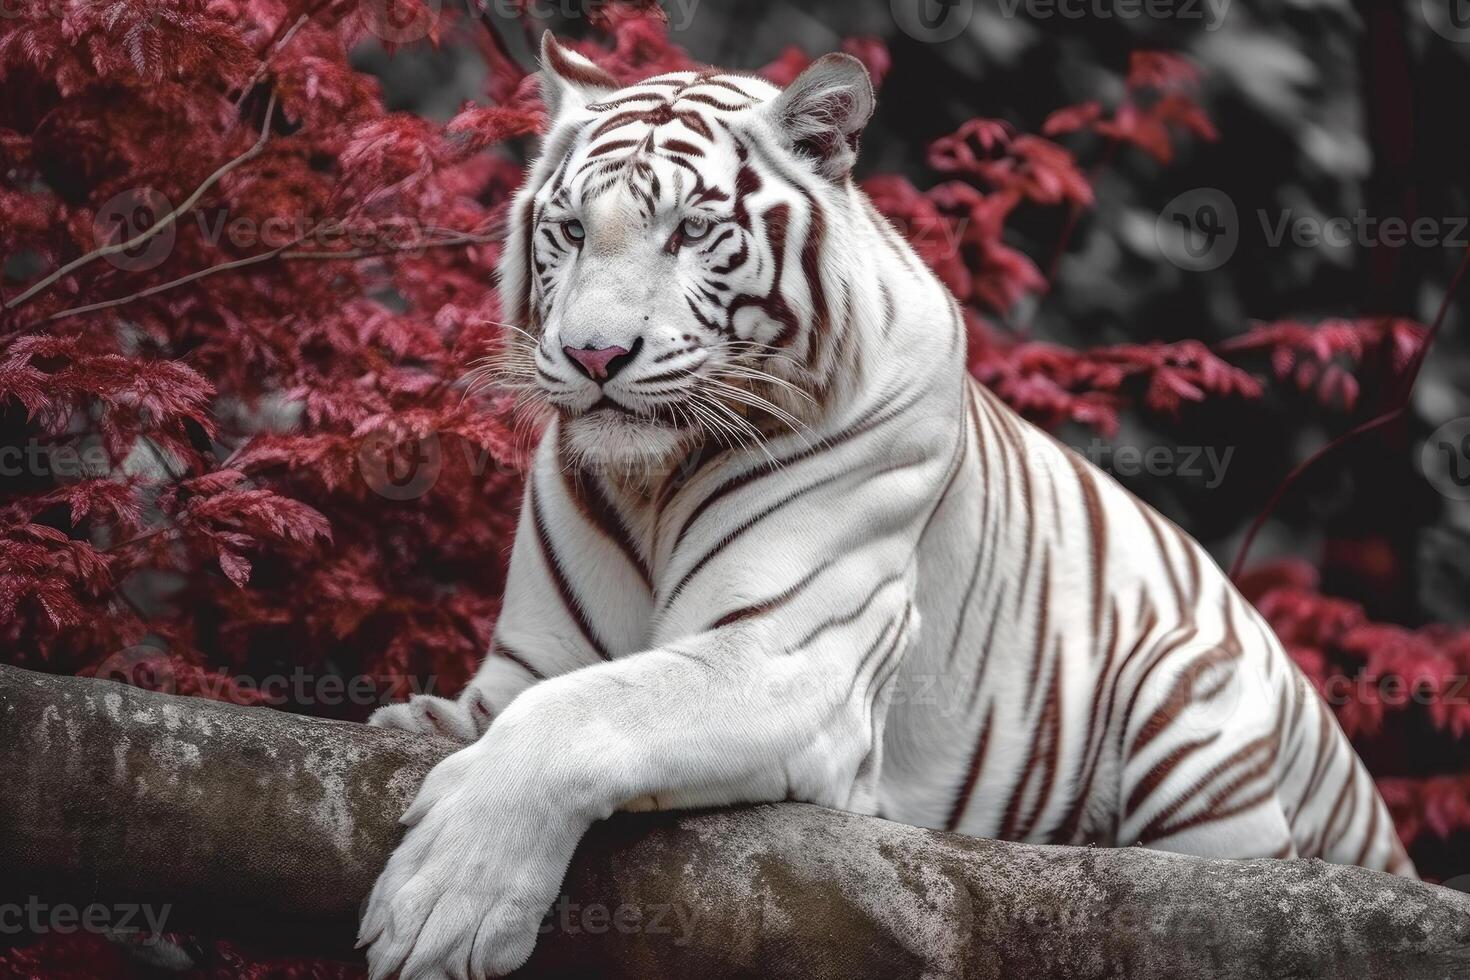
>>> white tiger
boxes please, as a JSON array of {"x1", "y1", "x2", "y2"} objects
[{"x1": 360, "y1": 34, "x2": 1412, "y2": 978}]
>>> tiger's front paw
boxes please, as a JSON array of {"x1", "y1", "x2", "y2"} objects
[
  {"x1": 357, "y1": 743, "x2": 587, "y2": 979},
  {"x1": 367, "y1": 689, "x2": 496, "y2": 743}
]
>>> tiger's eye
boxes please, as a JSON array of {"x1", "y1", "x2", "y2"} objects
[
  {"x1": 680, "y1": 217, "x2": 712, "y2": 243},
  {"x1": 563, "y1": 220, "x2": 586, "y2": 243}
]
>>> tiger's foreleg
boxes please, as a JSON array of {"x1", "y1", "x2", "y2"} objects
[{"x1": 357, "y1": 580, "x2": 917, "y2": 979}]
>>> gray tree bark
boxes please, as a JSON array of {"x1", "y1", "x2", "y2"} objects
[{"x1": 1, "y1": 662, "x2": 1468, "y2": 979}]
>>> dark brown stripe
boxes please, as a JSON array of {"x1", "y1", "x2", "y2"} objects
[
  {"x1": 1128, "y1": 644, "x2": 1242, "y2": 758},
  {"x1": 667, "y1": 456, "x2": 918, "y2": 611},
  {"x1": 845, "y1": 608, "x2": 911, "y2": 704},
  {"x1": 788, "y1": 570, "x2": 908, "y2": 653},
  {"x1": 1125, "y1": 732, "x2": 1220, "y2": 819},
  {"x1": 1055, "y1": 599, "x2": 1127, "y2": 843},
  {"x1": 1138, "y1": 733, "x2": 1277, "y2": 843},
  {"x1": 492, "y1": 640, "x2": 546, "y2": 681},
  {"x1": 665, "y1": 467, "x2": 852, "y2": 610},
  {"x1": 943, "y1": 708, "x2": 994, "y2": 832},
  {"x1": 1313, "y1": 763, "x2": 1358, "y2": 857},
  {"x1": 1142, "y1": 509, "x2": 1188, "y2": 616},
  {"x1": 673, "y1": 387, "x2": 925, "y2": 549},
  {"x1": 707, "y1": 557, "x2": 836, "y2": 631},
  {"x1": 587, "y1": 138, "x2": 640, "y2": 157},
  {"x1": 661, "y1": 138, "x2": 705, "y2": 156},
  {"x1": 1022, "y1": 550, "x2": 1053, "y2": 707},
  {"x1": 561, "y1": 453, "x2": 653, "y2": 591},
  {"x1": 1354, "y1": 795, "x2": 1382, "y2": 868},
  {"x1": 1016, "y1": 668, "x2": 1064, "y2": 840},
  {"x1": 1064, "y1": 449, "x2": 1109, "y2": 651},
  {"x1": 530, "y1": 477, "x2": 611, "y2": 661}
]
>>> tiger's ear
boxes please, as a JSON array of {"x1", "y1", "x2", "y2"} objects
[
  {"x1": 767, "y1": 53, "x2": 875, "y2": 182},
  {"x1": 539, "y1": 32, "x2": 619, "y2": 122}
]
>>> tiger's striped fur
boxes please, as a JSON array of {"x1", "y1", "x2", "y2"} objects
[{"x1": 361, "y1": 36, "x2": 1412, "y2": 979}]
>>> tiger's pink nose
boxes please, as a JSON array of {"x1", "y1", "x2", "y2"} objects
[{"x1": 563, "y1": 344, "x2": 632, "y2": 381}]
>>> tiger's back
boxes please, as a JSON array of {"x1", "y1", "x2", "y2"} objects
[{"x1": 885, "y1": 376, "x2": 1413, "y2": 874}]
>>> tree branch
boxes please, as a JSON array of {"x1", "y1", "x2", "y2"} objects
[{"x1": 2, "y1": 663, "x2": 1468, "y2": 978}]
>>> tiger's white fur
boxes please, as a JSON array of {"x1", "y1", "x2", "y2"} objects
[{"x1": 360, "y1": 35, "x2": 1412, "y2": 978}]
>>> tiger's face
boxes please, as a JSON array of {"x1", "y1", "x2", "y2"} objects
[{"x1": 495, "y1": 36, "x2": 875, "y2": 473}]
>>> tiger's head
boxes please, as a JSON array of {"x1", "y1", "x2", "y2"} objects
[{"x1": 495, "y1": 33, "x2": 876, "y2": 474}]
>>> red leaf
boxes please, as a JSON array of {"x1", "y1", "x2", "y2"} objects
[{"x1": 219, "y1": 550, "x2": 252, "y2": 588}]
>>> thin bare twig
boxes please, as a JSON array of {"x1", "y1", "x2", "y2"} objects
[{"x1": 233, "y1": 14, "x2": 309, "y2": 109}]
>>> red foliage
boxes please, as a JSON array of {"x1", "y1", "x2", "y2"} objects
[
  {"x1": 1221, "y1": 316, "x2": 1427, "y2": 411},
  {"x1": 1242, "y1": 560, "x2": 1470, "y2": 742},
  {"x1": 1043, "y1": 50, "x2": 1217, "y2": 164},
  {"x1": 1240, "y1": 560, "x2": 1470, "y2": 873},
  {"x1": 0, "y1": 5, "x2": 1463, "y2": 975}
]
